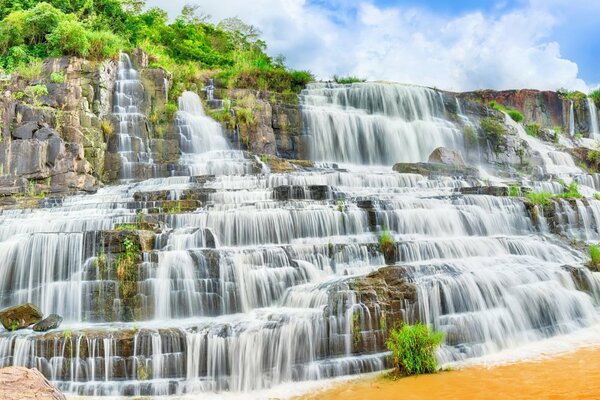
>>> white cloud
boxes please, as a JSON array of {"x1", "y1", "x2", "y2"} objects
[{"x1": 145, "y1": 0, "x2": 590, "y2": 91}]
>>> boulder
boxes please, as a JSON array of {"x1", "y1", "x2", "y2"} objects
[
  {"x1": 393, "y1": 162, "x2": 480, "y2": 178},
  {"x1": 33, "y1": 127, "x2": 55, "y2": 141},
  {"x1": 32, "y1": 314, "x2": 63, "y2": 332},
  {"x1": 428, "y1": 147, "x2": 465, "y2": 166},
  {"x1": 0, "y1": 303, "x2": 43, "y2": 331},
  {"x1": 12, "y1": 121, "x2": 40, "y2": 140},
  {"x1": 0, "y1": 366, "x2": 65, "y2": 400}
]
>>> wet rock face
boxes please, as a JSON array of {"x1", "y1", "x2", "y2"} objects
[
  {"x1": 32, "y1": 314, "x2": 63, "y2": 332},
  {"x1": 0, "y1": 366, "x2": 66, "y2": 400},
  {"x1": 344, "y1": 266, "x2": 419, "y2": 354},
  {"x1": 393, "y1": 162, "x2": 480, "y2": 178},
  {"x1": 0, "y1": 303, "x2": 43, "y2": 330}
]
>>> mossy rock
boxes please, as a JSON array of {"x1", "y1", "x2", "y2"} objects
[{"x1": 0, "y1": 303, "x2": 43, "y2": 330}]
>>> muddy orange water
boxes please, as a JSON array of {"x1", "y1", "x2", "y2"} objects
[{"x1": 299, "y1": 346, "x2": 600, "y2": 400}]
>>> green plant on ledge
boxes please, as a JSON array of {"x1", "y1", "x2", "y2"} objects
[
  {"x1": 489, "y1": 100, "x2": 524, "y2": 122},
  {"x1": 386, "y1": 323, "x2": 444, "y2": 377},
  {"x1": 525, "y1": 191, "x2": 553, "y2": 206}
]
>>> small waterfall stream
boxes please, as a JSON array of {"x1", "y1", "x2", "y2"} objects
[
  {"x1": 114, "y1": 53, "x2": 154, "y2": 180},
  {"x1": 587, "y1": 98, "x2": 600, "y2": 139},
  {"x1": 570, "y1": 100, "x2": 575, "y2": 136},
  {"x1": 0, "y1": 82, "x2": 600, "y2": 397}
]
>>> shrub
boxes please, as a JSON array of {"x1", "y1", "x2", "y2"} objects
[
  {"x1": 589, "y1": 245, "x2": 600, "y2": 268},
  {"x1": 15, "y1": 59, "x2": 44, "y2": 81},
  {"x1": 26, "y1": 84, "x2": 48, "y2": 98},
  {"x1": 590, "y1": 89, "x2": 600, "y2": 108},
  {"x1": 555, "y1": 182, "x2": 582, "y2": 199},
  {"x1": 507, "y1": 109, "x2": 524, "y2": 122},
  {"x1": 47, "y1": 20, "x2": 90, "y2": 57},
  {"x1": 165, "y1": 102, "x2": 179, "y2": 121},
  {"x1": 489, "y1": 100, "x2": 524, "y2": 122},
  {"x1": 558, "y1": 88, "x2": 586, "y2": 101},
  {"x1": 525, "y1": 191, "x2": 553, "y2": 206},
  {"x1": 379, "y1": 229, "x2": 396, "y2": 263},
  {"x1": 508, "y1": 185, "x2": 520, "y2": 197},
  {"x1": 386, "y1": 323, "x2": 444, "y2": 376},
  {"x1": 525, "y1": 123, "x2": 541, "y2": 138},
  {"x1": 100, "y1": 119, "x2": 114, "y2": 137},
  {"x1": 49, "y1": 71, "x2": 65, "y2": 83},
  {"x1": 480, "y1": 117, "x2": 506, "y2": 141},
  {"x1": 87, "y1": 30, "x2": 123, "y2": 60},
  {"x1": 333, "y1": 75, "x2": 365, "y2": 84}
]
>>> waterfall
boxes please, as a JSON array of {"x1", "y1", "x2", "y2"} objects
[
  {"x1": 301, "y1": 82, "x2": 464, "y2": 165},
  {"x1": 570, "y1": 100, "x2": 575, "y2": 136},
  {"x1": 113, "y1": 53, "x2": 154, "y2": 180},
  {"x1": 588, "y1": 98, "x2": 600, "y2": 139},
  {"x1": 174, "y1": 91, "x2": 258, "y2": 176},
  {"x1": 2, "y1": 82, "x2": 600, "y2": 397}
]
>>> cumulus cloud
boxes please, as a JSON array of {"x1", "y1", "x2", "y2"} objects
[{"x1": 145, "y1": 0, "x2": 590, "y2": 91}]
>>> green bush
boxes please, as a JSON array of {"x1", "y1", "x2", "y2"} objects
[
  {"x1": 489, "y1": 100, "x2": 524, "y2": 122},
  {"x1": 15, "y1": 59, "x2": 44, "y2": 81},
  {"x1": 87, "y1": 30, "x2": 122, "y2": 60},
  {"x1": 379, "y1": 229, "x2": 396, "y2": 263},
  {"x1": 49, "y1": 71, "x2": 64, "y2": 83},
  {"x1": 27, "y1": 84, "x2": 48, "y2": 98},
  {"x1": 47, "y1": 20, "x2": 90, "y2": 57},
  {"x1": 589, "y1": 245, "x2": 600, "y2": 268},
  {"x1": 525, "y1": 191, "x2": 553, "y2": 206},
  {"x1": 508, "y1": 185, "x2": 520, "y2": 197},
  {"x1": 333, "y1": 75, "x2": 365, "y2": 84},
  {"x1": 525, "y1": 123, "x2": 541, "y2": 138},
  {"x1": 165, "y1": 102, "x2": 179, "y2": 121},
  {"x1": 386, "y1": 323, "x2": 443, "y2": 376},
  {"x1": 480, "y1": 117, "x2": 507, "y2": 141},
  {"x1": 590, "y1": 89, "x2": 600, "y2": 108},
  {"x1": 555, "y1": 182, "x2": 582, "y2": 199}
]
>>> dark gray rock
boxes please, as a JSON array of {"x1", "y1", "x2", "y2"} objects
[
  {"x1": 393, "y1": 162, "x2": 480, "y2": 178},
  {"x1": 0, "y1": 303, "x2": 43, "y2": 331},
  {"x1": 46, "y1": 135, "x2": 63, "y2": 167},
  {"x1": 32, "y1": 314, "x2": 63, "y2": 332},
  {"x1": 12, "y1": 121, "x2": 40, "y2": 140},
  {"x1": 34, "y1": 127, "x2": 55, "y2": 141}
]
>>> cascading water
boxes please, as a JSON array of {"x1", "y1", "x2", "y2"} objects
[
  {"x1": 301, "y1": 82, "x2": 464, "y2": 164},
  {"x1": 570, "y1": 100, "x2": 576, "y2": 136},
  {"x1": 175, "y1": 91, "x2": 260, "y2": 176},
  {"x1": 1, "y1": 81, "x2": 600, "y2": 398},
  {"x1": 113, "y1": 53, "x2": 154, "y2": 180},
  {"x1": 588, "y1": 98, "x2": 600, "y2": 139}
]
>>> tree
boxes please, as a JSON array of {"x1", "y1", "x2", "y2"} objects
[{"x1": 179, "y1": 4, "x2": 211, "y2": 24}]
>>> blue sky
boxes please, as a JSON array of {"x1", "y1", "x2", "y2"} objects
[{"x1": 147, "y1": 0, "x2": 599, "y2": 91}]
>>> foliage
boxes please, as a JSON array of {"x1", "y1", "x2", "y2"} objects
[
  {"x1": 0, "y1": 1, "x2": 314, "y2": 95},
  {"x1": 525, "y1": 191, "x2": 553, "y2": 206},
  {"x1": 555, "y1": 182, "x2": 582, "y2": 199},
  {"x1": 480, "y1": 117, "x2": 507, "y2": 141},
  {"x1": 379, "y1": 228, "x2": 396, "y2": 263},
  {"x1": 333, "y1": 75, "x2": 365, "y2": 84},
  {"x1": 590, "y1": 89, "x2": 600, "y2": 108},
  {"x1": 49, "y1": 71, "x2": 64, "y2": 83},
  {"x1": 508, "y1": 185, "x2": 520, "y2": 197},
  {"x1": 463, "y1": 125, "x2": 478, "y2": 150},
  {"x1": 15, "y1": 59, "x2": 44, "y2": 81},
  {"x1": 165, "y1": 102, "x2": 179, "y2": 121},
  {"x1": 557, "y1": 88, "x2": 586, "y2": 101},
  {"x1": 47, "y1": 19, "x2": 90, "y2": 57},
  {"x1": 386, "y1": 323, "x2": 444, "y2": 376},
  {"x1": 525, "y1": 123, "x2": 541, "y2": 138},
  {"x1": 589, "y1": 245, "x2": 600, "y2": 268},
  {"x1": 489, "y1": 100, "x2": 524, "y2": 122},
  {"x1": 100, "y1": 119, "x2": 113, "y2": 138},
  {"x1": 27, "y1": 84, "x2": 48, "y2": 98},
  {"x1": 87, "y1": 30, "x2": 123, "y2": 60}
]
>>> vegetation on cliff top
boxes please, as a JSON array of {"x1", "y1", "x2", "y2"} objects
[{"x1": 0, "y1": 1, "x2": 313, "y2": 95}]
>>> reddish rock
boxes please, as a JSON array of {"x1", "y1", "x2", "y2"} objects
[{"x1": 0, "y1": 366, "x2": 65, "y2": 399}]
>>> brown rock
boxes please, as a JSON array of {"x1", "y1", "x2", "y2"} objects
[
  {"x1": 428, "y1": 147, "x2": 465, "y2": 166},
  {"x1": 0, "y1": 366, "x2": 65, "y2": 400},
  {"x1": 0, "y1": 303, "x2": 43, "y2": 330}
]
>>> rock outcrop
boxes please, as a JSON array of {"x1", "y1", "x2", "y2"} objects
[
  {"x1": 32, "y1": 314, "x2": 63, "y2": 332},
  {"x1": 0, "y1": 367, "x2": 65, "y2": 400},
  {"x1": 0, "y1": 303, "x2": 43, "y2": 330}
]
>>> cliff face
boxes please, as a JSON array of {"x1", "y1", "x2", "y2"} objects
[{"x1": 462, "y1": 89, "x2": 597, "y2": 135}]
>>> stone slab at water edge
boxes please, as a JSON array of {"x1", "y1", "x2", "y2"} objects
[
  {"x1": 0, "y1": 366, "x2": 65, "y2": 400},
  {"x1": 0, "y1": 303, "x2": 42, "y2": 330}
]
